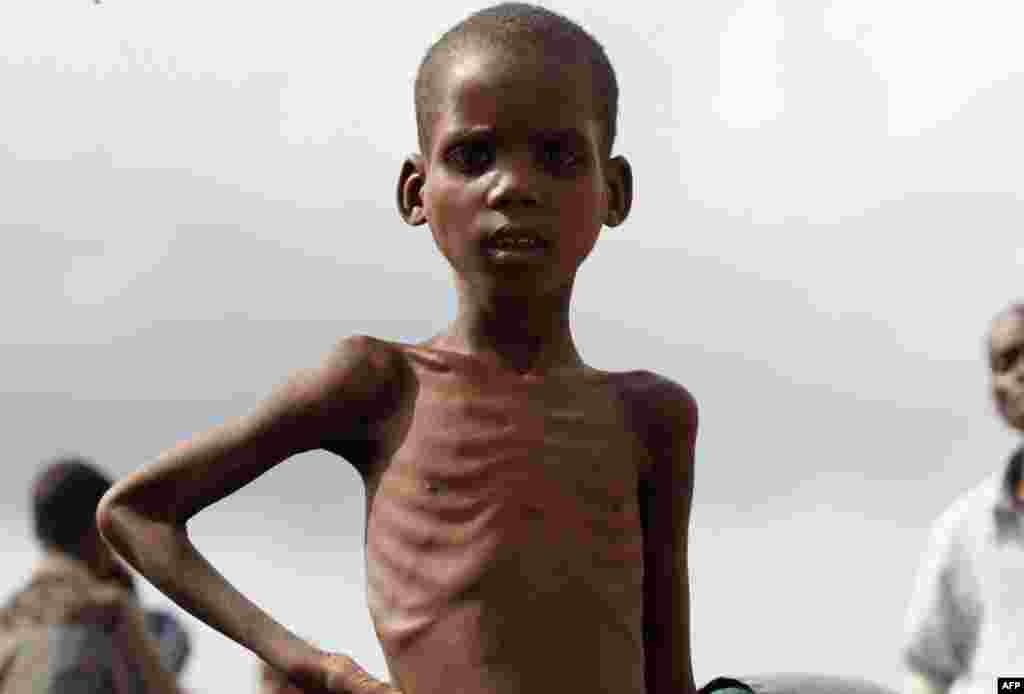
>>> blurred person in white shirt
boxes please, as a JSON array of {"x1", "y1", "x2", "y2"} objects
[{"x1": 903, "y1": 302, "x2": 1024, "y2": 694}]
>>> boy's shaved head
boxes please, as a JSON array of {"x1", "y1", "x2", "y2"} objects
[{"x1": 415, "y1": 3, "x2": 618, "y2": 156}]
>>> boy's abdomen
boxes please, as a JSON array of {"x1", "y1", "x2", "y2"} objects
[{"x1": 363, "y1": 362, "x2": 649, "y2": 694}]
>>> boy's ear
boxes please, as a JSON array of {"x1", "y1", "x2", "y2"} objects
[
  {"x1": 397, "y1": 154, "x2": 428, "y2": 226},
  {"x1": 604, "y1": 155, "x2": 633, "y2": 228}
]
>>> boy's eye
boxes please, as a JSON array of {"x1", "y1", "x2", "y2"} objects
[
  {"x1": 444, "y1": 141, "x2": 495, "y2": 175},
  {"x1": 539, "y1": 140, "x2": 581, "y2": 173}
]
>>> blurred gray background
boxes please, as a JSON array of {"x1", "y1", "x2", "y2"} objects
[{"x1": 2, "y1": 0, "x2": 1023, "y2": 691}]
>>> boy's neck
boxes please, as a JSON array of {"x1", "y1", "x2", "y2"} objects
[{"x1": 437, "y1": 281, "x2": 584, "y2": 375}]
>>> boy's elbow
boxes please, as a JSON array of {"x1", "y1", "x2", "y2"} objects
[
  {"x1": 95, "y1": 484, "x2": 160, "y2": 560},
  {"x1": 95, "y1": 487, "x2": 129, "y2": 550}
]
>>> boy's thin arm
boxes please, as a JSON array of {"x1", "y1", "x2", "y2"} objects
[
  {"x1": 634, "y1": 375, "x2": 698, "y2": 694},
  {"x1": 96, "y1": 336, "x2": 401, "y2": 690}
]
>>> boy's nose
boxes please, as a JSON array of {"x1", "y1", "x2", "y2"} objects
[{"x1": 485, "y1": 154, "x2": 542, "y2": 209}]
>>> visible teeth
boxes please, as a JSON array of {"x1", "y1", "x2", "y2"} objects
[{"x1": 495, "y1": 237, "x2": 540, "y2": 248}]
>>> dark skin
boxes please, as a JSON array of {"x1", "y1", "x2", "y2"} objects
[{"x1": 96, "y1": 45, "x2": 697, "y2": 694}]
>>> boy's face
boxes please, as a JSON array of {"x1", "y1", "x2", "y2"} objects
[
  {"x1": 989, "y1": 309, "x2": 1024, "y2": 433},
  {"x1": 402, "y1": 46, "x2": 630, "y2": 297}
]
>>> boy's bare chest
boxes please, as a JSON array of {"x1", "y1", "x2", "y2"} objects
[
  {"x1": 364, "y1": 361, "x2": 652, "y2": 666},
  {"x1": 377, "y1": 367, "x2": 650, "y2": 523}
]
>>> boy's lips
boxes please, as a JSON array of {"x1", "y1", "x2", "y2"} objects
[
  {"x1": 483, "y1": 224, "x2": 552, "y2": 249},
  {"x1": 482, "y1": 226, "x2": 552, "y2": 263},
  {"x1": 479, "y1": 225, "x2": 552, "y2": 264}
]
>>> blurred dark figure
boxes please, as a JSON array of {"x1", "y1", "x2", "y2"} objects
[{"x1": 0, "y1": 456, "x2": 187, "y2": 693}]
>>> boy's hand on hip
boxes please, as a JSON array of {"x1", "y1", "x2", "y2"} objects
[{"x1": 292, "y1": 652, "x2": 402, "y2": 694}]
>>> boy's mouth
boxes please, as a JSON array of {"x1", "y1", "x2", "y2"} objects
[
  {"x1": 483, "y1": 226, "x2": 551, "y2": 252},
  {"x1": 491, "y1": 237, "x2": 546, "y2": 249},
  {"x1": 482, "y1": 229, "x2": 551, "y2": 264}
]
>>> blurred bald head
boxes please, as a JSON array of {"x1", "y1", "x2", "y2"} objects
[{"x1": 987, "y1": 301, "x2": 1024, "y2": 433}]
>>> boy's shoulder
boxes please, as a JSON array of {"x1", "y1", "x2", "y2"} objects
[
  {"x1": 303, "y1": 335, "x2": 410, "y2": 415},
  {"x1": 318, "y1": 334, "x2": 402, "y2": 384},
  {"x1": 318, "y1": 341, "x2": 698, "y2": 431},
  {"x1": 317, "y1": 335, "x2": 461, "y2": 398},
  {"x1": 606, "y1": 369, "x2": 698, "y2": 468},
  {"x1": 607, "y1": 369, "x2": 697, "y2": 419}
]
